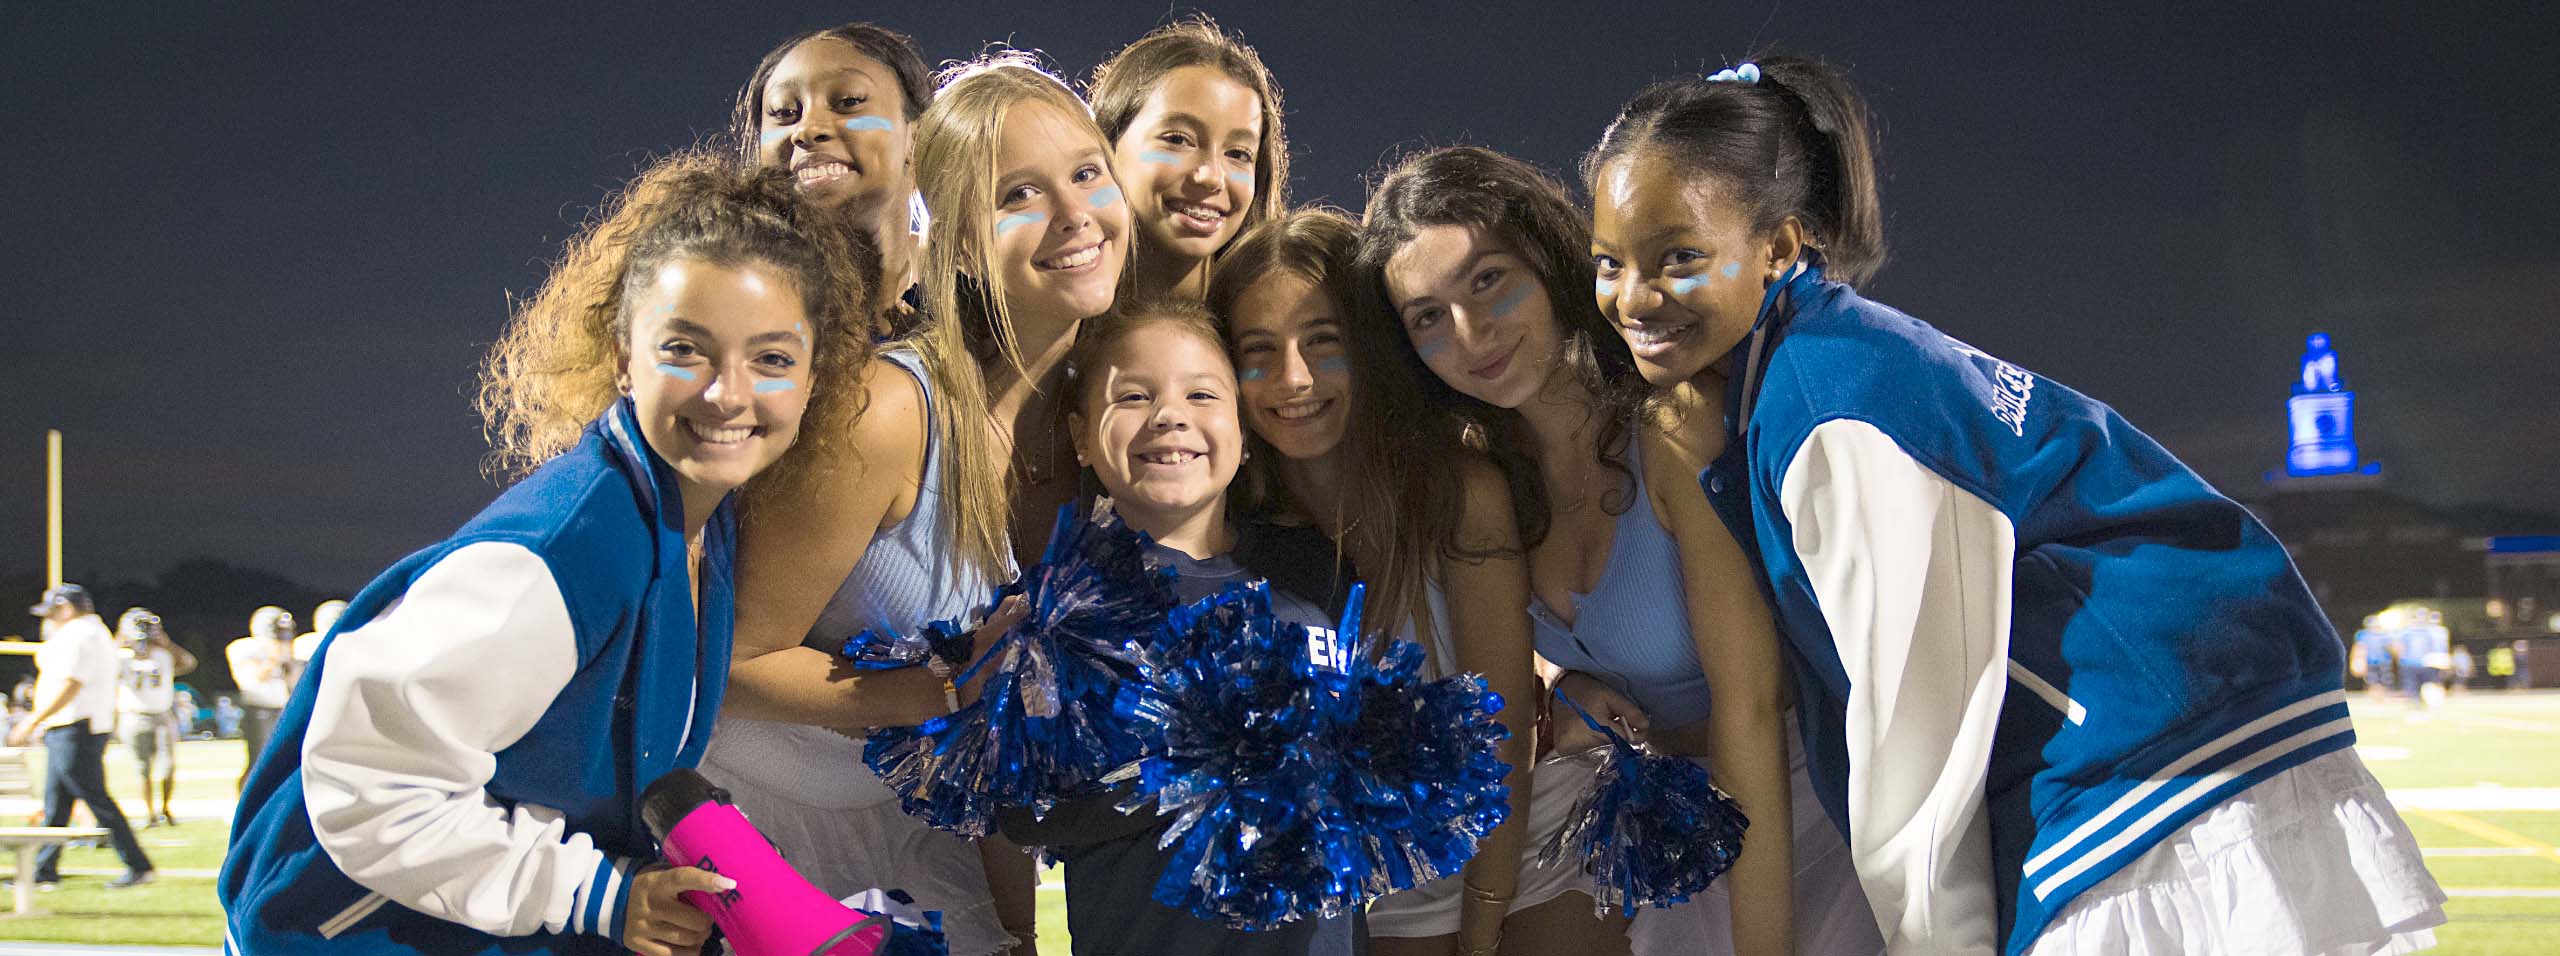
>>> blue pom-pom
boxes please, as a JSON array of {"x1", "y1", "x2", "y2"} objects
[
  {"x1": 861, "y1": 500, "x2": 1180, "y2": 837},
  {"x1": 1114, "y1": 582, "x2": 1513, "y2": 929},
  {"x1": 840, "y1": 617, "x2": 975, "y2": 672},
  {"x1": 1537, "y1": 691, "x2": 1750, "y2": 916},
  {"x1": 1337, "y1": 639, "x2": 1512, "y2": 896}
]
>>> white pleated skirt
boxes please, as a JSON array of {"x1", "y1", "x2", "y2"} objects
[{"x1": 2023, "y1": 746, "x2": 2445, "y2": 956}]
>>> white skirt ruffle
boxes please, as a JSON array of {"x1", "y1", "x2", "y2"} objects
[
  {"x1": 1366, "y1": 750, "x2": 1608, "y2": 937},
  {"x1": 699, "y1": 714, "x2": 1011, "y2": 956},
  {"x1": 2023, "y1": 746, "x2": 2446, "y2": 956}
]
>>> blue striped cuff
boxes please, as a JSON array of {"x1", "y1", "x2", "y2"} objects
[{"x1": 569, "y1": 854, "x2": 634, "y2": 940}]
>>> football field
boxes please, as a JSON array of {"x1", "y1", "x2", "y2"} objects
[{"x1": 2, "y1": 692, "x2": 2554, "y2": 954}]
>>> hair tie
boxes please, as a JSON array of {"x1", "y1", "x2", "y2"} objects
[{"x1": 1707, "y1": 62, "x2": 1761, "y2": 84}]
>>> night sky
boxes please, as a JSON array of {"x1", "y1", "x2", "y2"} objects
[{"x1": 5, "y1": 1, "x2": 2557, "y2": 594}]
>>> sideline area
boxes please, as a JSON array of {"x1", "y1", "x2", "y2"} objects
[{"x1": 1, "y1": 694, "x2": 2554, "y2": 953}]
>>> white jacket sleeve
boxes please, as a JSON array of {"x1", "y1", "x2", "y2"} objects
[
  {"x1": 1779, "y1": 419, "x2": 2014, "y2": 956},
  {"x1": 301, "y1": 540, "x2": 635, "y2": 941}
]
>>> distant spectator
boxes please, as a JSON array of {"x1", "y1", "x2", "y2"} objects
[
  {"x1": 7, "y1": 676, "x2": 34, "y2": 736},
  {"x1": 173, "y1": 686, "x2": 201, "y2": 737},
  {"x1": 214, "y1": 695, "x2": 242, "y2": 738},
  {"x1": 225, "y1": 606, "x2": 298, "y2": 790},
  {"x1": 2516, "y1": 640, "x2": 2534, "y2": 690},
  {"x1": 2351, "y1": 617, "x2": 2391, "y2": 700},
  {"x1": 292, "y1": 599, "x2": 347, "y2": 665},
  {"x1": 2451, "y1": 645, "x2": 2475, "y2": 696},
  {"x1": 116, "y1": 608, "x2": 195, "y2": 827},
  {"x1": 5, "y1": 584, "x2": 155, "y2": 889}
]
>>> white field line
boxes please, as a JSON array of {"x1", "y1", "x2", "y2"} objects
[{"x1": 2389, "y1": 788, "x2": 2560, "y2": 812}]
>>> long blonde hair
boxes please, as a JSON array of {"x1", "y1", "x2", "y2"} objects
[
  {"x1": 903, "y1": 54, "x2": 1112, "y2": 579},
  {"x1": 477, "y1": 151, "x2": 877, "y2": 492}
]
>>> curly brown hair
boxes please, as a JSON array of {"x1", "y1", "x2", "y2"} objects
[{"x1": 476, "y1": 150, "x2": 880, "y2": 497}]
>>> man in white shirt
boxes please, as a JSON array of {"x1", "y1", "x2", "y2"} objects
[
  {"x1": 224, "y1": 605, "x2": 297, "y2": 791},
  {"x1": 116, "y1": 608, "x2": 196, "y2": 827},
  {"x1": 5, "y1": 585, "x2": 155, "y2": 889}
]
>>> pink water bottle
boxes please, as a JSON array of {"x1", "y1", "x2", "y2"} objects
[{"x1": 640, "y1": 769, "x2": 890, "y2": 956}]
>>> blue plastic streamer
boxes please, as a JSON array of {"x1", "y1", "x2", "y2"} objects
[
  {"x1": 858, "y1": 500, "x2": 1180, "y2": 837},
  {"x1": 1535, "y1": 689, "x2": 1750, "y2": 917},
  {"x1": 1112, "y1": 582, "x2": 1514, "y2": 929}
]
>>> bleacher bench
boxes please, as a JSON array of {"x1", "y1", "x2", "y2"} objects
[
  {"x1": 0, "y1": 826, "x2": 110, "y2": 914},
  {"x1": 0, "y1": 749, "x2": 111, "y2": 914}
]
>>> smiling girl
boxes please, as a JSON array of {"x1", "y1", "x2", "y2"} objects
[
  {"x1": 1583, "y1": 55, "x2": 2444, "y2": 956},
  {"x1": 715, "y1": 27, "x2": 1040, "y2": 956},
  {"x1": 737, "y1": 23, "x2": 934, "y2": 305},
  {"x1": 1009, "y1": 298, "x2": 1358, "y2": 956},
  {"x1": 913, "y1": 53, "x2": 1133, "y2": 563},
  {"x1": 219, "y1": 156, "x2": 865, "y2": 956},
  {"x1": 1211, "y1": 208, "x2": 1624, "y2": 956},
  {"x1": 1088, "y1": 17, "x2": 1289, "y2": 303},
  {"x1": 1361, "y1": 146, "x2": 1882, "y2": 956}
]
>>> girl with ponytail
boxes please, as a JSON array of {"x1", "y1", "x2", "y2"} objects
[{"x1": 1583, "y1": 53, "x2": 2446, "y2": 956}]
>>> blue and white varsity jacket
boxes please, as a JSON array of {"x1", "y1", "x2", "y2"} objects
[
  {"x1": 1695, "y1": 261, "x2": 2350, "y2": 955},
  {"x1": 218, "y1": 400, "x2": 733, "y2": 955}
]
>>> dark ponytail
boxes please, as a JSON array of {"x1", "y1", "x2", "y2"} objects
[{"x1": 1583, "y1": 53, "x2": 1885, "y2": 285}]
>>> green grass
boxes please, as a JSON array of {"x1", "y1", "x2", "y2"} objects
[
  {"x1": 5, "y1": 697, "x2": 2557, "y2": 953},
  {"x1": 2348, "y1": 694, "x2": 2560, "y2": 954},
  {"x1": 0, "y1": 875, "x2": 225, "y2": 945}
]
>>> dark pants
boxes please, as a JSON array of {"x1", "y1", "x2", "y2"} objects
[
  {"x1": 240, "y1": 705, "x2": 281, "y2": 787},
  {"x1": 35, "y1": 722, "x2": 153, "y2": 881},
  {"x1": 1060, "y1": 825, "x2": 1364, "y2": 956}
]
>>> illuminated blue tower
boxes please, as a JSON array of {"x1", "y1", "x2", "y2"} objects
[{"x1": 2284, "y1": 332, "x2": 2379, "y2": 478}]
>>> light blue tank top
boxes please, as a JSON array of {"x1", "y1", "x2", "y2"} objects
[
  {"x1": 808, "y1": 347, "x2": 999, "y2": 641},
  {"x1": 1529, "y1": 439, "x2": 1715, "y2": 728}
]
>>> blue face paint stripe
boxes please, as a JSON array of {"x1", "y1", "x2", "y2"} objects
[
  {"x1": 842, "y1": 116, "x2": 895, "y2": 132},
  {"x1": 1491, "y1": 282, "x2": 1533, "y2": 316},
  {"x1": 1227, "y1": 170, "x2": 1253, "y2": 187},
  {"x1": 995, "y1": 211, "x2": 1046, "y2": 235},
  {"x1": 1239, "y1": 367, "x2": 1268, "y2": 381},
  {"x1": 1672, "y1": 274, "x2": 1709, "y2": 295},
  {"x1": 759, "y1": 129, "x2": 791, "y2": 147},
  {"x1": 1314, "y1": 355, "x2": 1350, "y2": 375},
  {"x1": 1415, "y1": 338, "x2": 1451, "y2": 359},
  {"x1": 655, "y1": 363, "x2": 699, "y2": 382},
  {"x1": 1137, "y1": 150, "x2": 1180, "y2": 166},
  {"x1": 1089, "y1": 185, "x2": 1122, "y2": 209},
  {"x1": 1595, "y1": 278, "x2": 1615, "y2": 297},
  {"x1": 1722, "y1": 261, "x2": 1742, "y2": 279},
  {"x1": 753, "y1": 379, "x2": 796, "y2": 393}
]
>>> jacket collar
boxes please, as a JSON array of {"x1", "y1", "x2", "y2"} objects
[{"x1": 1725, "y1": 254, "x2": 1833, "y2": 435}]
